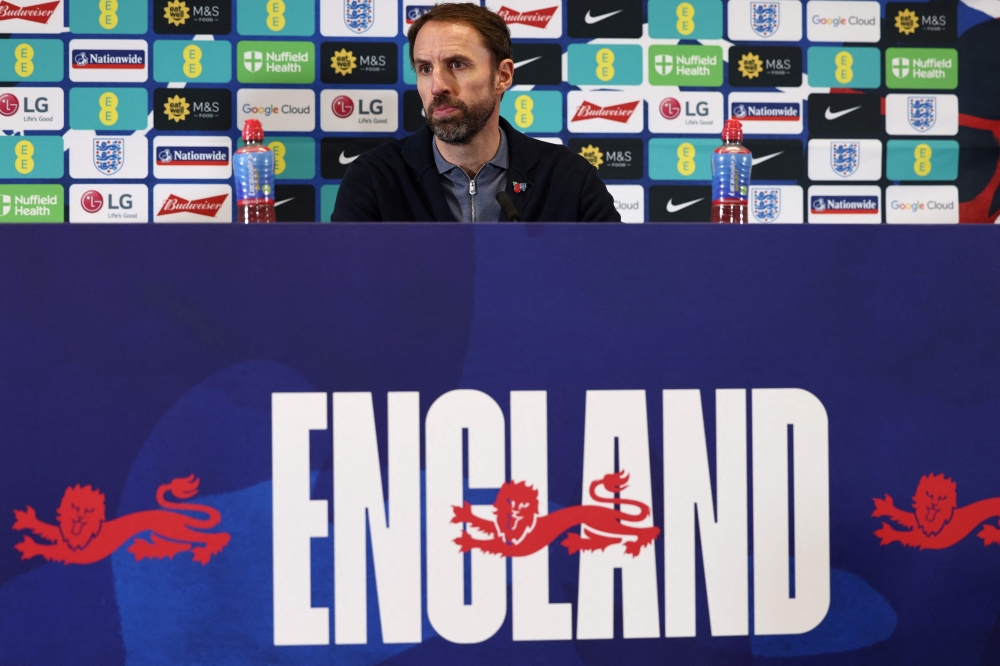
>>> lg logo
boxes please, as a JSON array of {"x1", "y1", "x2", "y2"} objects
[
  {"x1": 659, "y1": 98, "x2": 709, "y2": 120},
  {"x1": 332, "y1": 96, "x2": 383, "y2": 119},
  {"x1": 0, "y1": 93, "x2": 19, "y2": 117},
  {"x1": 81, "y1": 190, "x2": 133, "y2": 214}
]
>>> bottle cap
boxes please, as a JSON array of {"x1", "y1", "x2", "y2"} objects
[
  {"x1": 721, "y1": 118, "x2": 743, "y2": 142},
  {"x1": 242, "y1": 118, "x2": 264, "y2": 143}
]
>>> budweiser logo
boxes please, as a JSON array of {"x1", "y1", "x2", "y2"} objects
[
  {"x1": 157, "y1": 193, "x2": 228, "y2": 218},
  {"x1": 0, "y1": 0, "x2": 60, "y2": 23},
  {"x1": 571, "y1": 101, "x2": 640, "y2": 123},
  {"x1": 496, "y1": 5, "x2": 557, "y2": 28}
]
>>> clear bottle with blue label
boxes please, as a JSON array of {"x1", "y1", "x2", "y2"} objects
[
  {"x1": 711, "y1": 119, "x2": 752, "y2": 224},
  {"x1": 234, "y1": 119, "x2": 275, "y2": 224}
]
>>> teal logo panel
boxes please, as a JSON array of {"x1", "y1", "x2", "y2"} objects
[
  {"x1": 153, "y1": 40, "x2": 233, "y2": 83},
  {"x1": 567, "y1": 44, "x2": 642, "y2": 86},
  {"x1": 886, "y1": 140, "x2": 959, "y2": 181},
  {"x1": 0, "y1": 136, "x2": 64, "y2": 179},
  {"x1": 500, "y1": 91, "x2": 563, "y2": 134},
  {"x1": 69, "y1": 0, "x2": 148, "y2": 34},
  {"x1": 808, "y1": 47, "x2": 881, "y2": 89},
  {"x1": 69, "y1": 87, "x2": 149, "y2": 130},
  {"x1": 236, "y1": 0, "x2": 316, "y2": 36},
  {"x1": 0, "y1": 40, "x2": 64, "y2": 83},
  {"x1": 649, "y1": 0, "x2": 723, "y2": 39},
  {"x1": 649, "y1": 138, "x2": 718, "y2": 180}
]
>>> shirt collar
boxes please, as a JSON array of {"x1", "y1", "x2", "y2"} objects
[{"x1": 432, "y1": 126, "x2": 509, "y2": 175}]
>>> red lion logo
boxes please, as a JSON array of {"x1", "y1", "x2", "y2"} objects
[
  {"x1": 452, "y1": 470, "x2": 660, "y2": 557},
  {"x1": 873, "y1": 473, "x2": 1000, "y2": 549},
  {"x1": 12, "y1": 474, "x2": 230, "y2": 565}
]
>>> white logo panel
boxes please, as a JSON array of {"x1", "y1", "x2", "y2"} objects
[
  {"x1": 68, "y1": 134, "x2": 148, "y2": 179},
  {"x1": 321, "y1": 0, "x2": 399, "y2": 37},
  {"x1": 607, "y1": 185, "x2": 644, "y2": 223},
  {"x1": 648, "y1": 92, "x2": 724, "y2": 134},
  {"x1": 153, "y1": 184, "x2": 233, "y2": 223},
  {"x1": 728, "y1": 92, "x2": 802, "y2": 135},
  {"x1": 748, "y1": 185, "x2": 803, "y2": 223},
  {"x1": 485, "y1": 0, "x2": 563, "y2": 39},
  {"x1": 153, "y1": 135, "x2": 232, "y2": 180},
  {"x1": 69, "y1": 184, "x2": 149, "y2": 223},
  {"x1": 237, "y1": 88, "x2": 316, "y2": 132},
  {"x1": 885, "y1": 185, "x2": 959, "y2": 224},
  {"x1": 0, "y1": 87, "x2": 64, "y2": 131},
  {"x1": 886, "y1": 94, "x2": 959, "y2": 136},
  {"x1": 0, "y1": 0, "x2": 65, "y2": 33},
  {"x1": 808, "y1": 185, "x2": 882, "y2": 223},
  {"x1": 567, "y1": 91, "x2": 644, "y2": 134},
  {"x1": 805, "y1": 1, "x2": 880, "y2": 42},
  {"x1": 808, "y1": 139, "x2": 882, "y2": 181},
  {"x1": 727, "y1": 0, "x2": 802, "y2": 41},
  {"x1": 68, "y1": 39, "x2": 149, "y2": 83},
  {"x1": 320, "y1": 89, "x2": 399, "y2": 132}
]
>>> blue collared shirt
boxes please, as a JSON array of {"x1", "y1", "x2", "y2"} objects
[{"x1": 432, "y1": 128, "x2": 509, "y2": 222}]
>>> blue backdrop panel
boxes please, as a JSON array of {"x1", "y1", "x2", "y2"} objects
[{"x1": 2, "y1": 225, "x2": 1000, "y2": 663}]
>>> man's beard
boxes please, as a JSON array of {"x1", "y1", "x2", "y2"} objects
[{"x1": 425, "y1": 93, "x2": 496, "y2": 145}]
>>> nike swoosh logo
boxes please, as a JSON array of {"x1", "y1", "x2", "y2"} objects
[
  {"x1": 752, "y1": 151, "x2": 783, "y2": 166},
  {"x1": 584, "y1": 9, "x2": 623, "y2": 23},
  {"x1": 824, "y1": 105, "x2": 861, "y2": 121},
  {"x1": 274, "y1": 198, "x2": 294, "y2": 207},
  {"x1": 339, "y1": 151, "x2": 360, "y2": 165},
  {"x1": 665, "y1": 197, "x2": 704, "y2": 213},
  {"x1": 513, "y1": 56, "x2": 542, "y2": 69}
]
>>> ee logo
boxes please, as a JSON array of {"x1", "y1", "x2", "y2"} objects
[
  {"x1": 913, "y1": 143, "x2": 932, "y2": 177},
  {"x1": 270, "y1": 141, "x2": 287, "y2": 175},
  {"x1": 183, "y1": 44, "x2": 203, "y2": 78},
  {"x1": 100, "y1": 0, "x2": 119, "y2": 30},
  {"x1": 14, "y1": 140, "x2": 34, "y2": 175},
  {"x1": 676, "y1": 2, "x2": 695, "y2": 36},
  {"x1": 267, "y1": 0, "x2": 286, "y2": 32},
  {"x1": 595, "y1": 48, "x2": 615, "y2": 82},
  {"x1": 834, "y1": 51, "x2": 853, "y2": 84},
  {"x1": 514, "y1": 95, "x2": 534, "y2": 129},
  {"x1": 14, "y1": 44, "x2": 33, "y2": 78},
  {"x1": 99, "y1": 92, "x2": 119, "y2": 126},
  {"x1": 677, "y1": 142, "x2": 696, "y2": 176}
]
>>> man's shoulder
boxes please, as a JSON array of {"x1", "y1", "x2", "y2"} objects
[{"x1": 505, "y1": 127, "x2": 594, "y2": 173}]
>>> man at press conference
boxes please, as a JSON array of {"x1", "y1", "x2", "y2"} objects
[{"x1": 330, "y1": 3, "x2": 620, "y2": 222}]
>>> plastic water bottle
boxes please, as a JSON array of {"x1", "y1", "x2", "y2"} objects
[
  {"x1": 234, "y1": 119, "x2": 276, "y2": 223},
  {"x1": 710, "y1": 119, "x2": 752, "y2": 224}
]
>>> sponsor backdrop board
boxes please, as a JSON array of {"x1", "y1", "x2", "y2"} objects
[
  {"x1": 3, "y1": 226, "x2": 1000, "y2": 664},
  {"x1": 0, "y1": 0, "x2": 998, "y2": 222}
]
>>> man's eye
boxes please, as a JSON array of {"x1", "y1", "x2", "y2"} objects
[{"x1": 452, "y1": 61, "x2": 465, "y2": 69}]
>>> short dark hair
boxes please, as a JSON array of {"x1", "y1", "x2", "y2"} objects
[{"x1": 407, "y1": 3, "x2": 512, "y2": 72}]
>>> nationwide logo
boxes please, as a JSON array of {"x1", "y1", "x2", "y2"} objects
[
  {"x1": 732, "y1": 102, "x2": 800, "y2": 121},
  {"x1": 164, "y1": 0, "x2": 189, "y2": 25},
  {"x1": 331, "y1": 47, "x2": 356, "y2": 75},
  {"x1": 163, "y1": 93, "x2": 190, "y2": 122},
  {"x1": 738, "y1": 52, "x2": 763, "y2": 78},
  {"x1": 93, "y1": 138, "x2": 124, "y2": 175},
  {"x1": 572, "y1": 100, "x2": 639, "y2": 123},
  {"x1": 0, "y1": 0, "x2": 58, "y2": 23},
  {"x1": 157, "y1": 193, "x2": 228, "y2": 218},
  {"x1": 13, "y1": 475, "x2": 230, "y2": 565},
  {"x1": 405, "y1": 4, "x2": 432, "y2": 23},
  {"x1": 497, "y1": 5, "x2": 558, "y2": 28},
  {"x1": 578, "y1": 144, "x2": 603, "y2": 168},
  {"x1": 155, "y1": 146, "x2": 229, "y2": 166},
  {"x1": 810, "y1": 195, "x2": 878, "y2": 214},
  {"x1": 71, "y1": 49, "x2": 145, "y2": 69}
]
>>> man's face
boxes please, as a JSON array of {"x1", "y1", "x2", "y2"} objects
[{"x1": 413, "y1": 21, "x2": 502, "y2": 144}]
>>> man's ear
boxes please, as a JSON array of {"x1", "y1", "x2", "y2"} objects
[{"x1": 495, "y1": 58, "x2": 514, "y2": 95}]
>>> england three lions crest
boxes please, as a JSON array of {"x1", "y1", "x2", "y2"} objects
[
  {"x1": 345, "y1": 0, "x2": 374, "y2": 33},
  {"x1": 908, "y1": 96, "x2": 936, "y2": 133},
  {"x1": 751, "y1": 2, "x2": 780, "y2": 38},
  {"x1": 752, "y1": 188, "x2": 780, "y2": 223},
  {"x1": 93, "y1": 139, "x2": 124, "y2": 176},
  {"x1": 831, "y1": 142, "x2": 859, "y2": 178}
]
